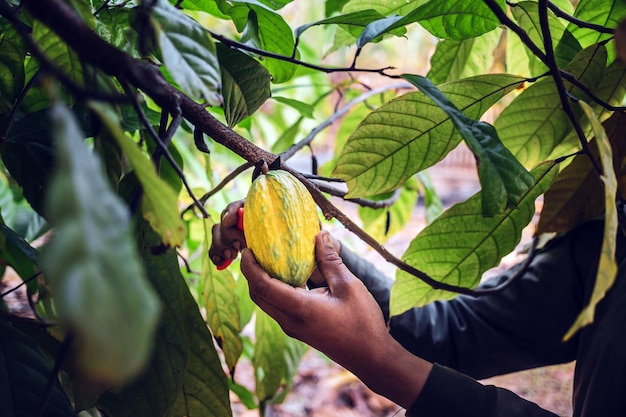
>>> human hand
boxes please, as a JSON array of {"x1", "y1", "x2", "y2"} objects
[
  {"x1": 209, "y1": 200, "x2": 245, "y2": 270},
  {"x1": 240, "y1": 230, "x2": 431, "y2": 408}
]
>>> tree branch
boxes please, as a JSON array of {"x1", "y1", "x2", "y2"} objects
[
  {"x1": 209, "y1": 31, "x2": 396, "y2": 76},
  {"x1": 15, "y1": 0, "x2": 522, "y2": 296},
  {"x1": 547, "y1": 1, "x2": 615, "y2": 34},
  {"x1": 538, "y1": 0, "x2": 603, "y2": 177}
]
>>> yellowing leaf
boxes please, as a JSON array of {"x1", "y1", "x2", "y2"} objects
[
  {"x1": 90, "y1": 102, "x2": 186, "y2": 247},
  {"x1": 564, "y1": 101, "x2": 619, "y2": 340},
  {"x1": 200, "y1": 218, "x2": 242, "y2": 373}
]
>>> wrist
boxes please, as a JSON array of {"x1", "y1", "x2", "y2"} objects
[{"x1": 353, "y1": 335, "x2": 432, "y2": 409}]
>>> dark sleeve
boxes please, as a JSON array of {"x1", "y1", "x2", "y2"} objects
[
  {"x1": 405, "y1": 364, "x2": 559, "y2": 417},
  {"x1": 340, "y1": 245, "x2": 394, "y2": 321},
  {"x1": 389, "y1": 220, "x2": 608, "y2": 379},
  {"x1": 341, "y1": 220, "x2": 606, "y2": 379}
]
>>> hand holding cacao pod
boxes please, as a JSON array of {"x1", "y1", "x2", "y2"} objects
[
  {"x1": 210, "y1": 200, "x2": 246, "y2": 269},
  {"x1": 243, "y1": 169, "x2": 320, "y2": 287}
]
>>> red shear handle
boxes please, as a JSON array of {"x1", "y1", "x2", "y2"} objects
[{"x1": 216, "y1": 207, "x2": 244, "y2": 270}]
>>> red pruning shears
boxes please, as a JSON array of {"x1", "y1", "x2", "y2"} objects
[{"x1": 216, "y1": 207, "x2": 244, "y2": 270}]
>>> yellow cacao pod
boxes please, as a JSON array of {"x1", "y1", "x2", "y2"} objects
[{"x1": 243, "y1": 170, "x2": 320, "y2": 287}]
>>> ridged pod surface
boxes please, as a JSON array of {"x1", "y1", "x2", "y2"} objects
[{"x1": 244, "y1": 170, "x2": 320, "y2": 287}]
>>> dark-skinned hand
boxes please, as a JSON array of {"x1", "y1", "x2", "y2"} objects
[{"x1": 240, "y1": 230, "x2": 432, "y2": 409}]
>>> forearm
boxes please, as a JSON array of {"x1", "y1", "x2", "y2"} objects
[
  {"x1": 347, "y1": 334, "x2": 432, "y2": 409},
  {"x1": 406, "y1": 364, "x2": 559, "y2": 417}
]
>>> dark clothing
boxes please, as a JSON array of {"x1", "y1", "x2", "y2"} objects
[{"x1": 340, "y1": 219, "x2": 626, "y2": 417}]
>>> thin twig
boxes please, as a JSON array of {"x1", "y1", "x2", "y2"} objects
[
  {"x1": 209, "y1": 31, "x2": 396, "y2": 76},
  {"x1": 560, "y1": 68, "x2": 626, "y2": 112},
  {"x1": 538, "y1": 0, "x2": 603, "y2": 176},
  {"x1": 0, "y1": 271, "x2": 42, "y2": 298},
  {"x1": 183, "y1": 161, "x2": 254, "y2": 215},
  {"x1": 120, "y1": 80, "x2": 210, "y2": 218},
  {"x1": 547, "y1": 1, "x2": 615, "y2": 34},
  {"x1": 280, "y1": 82, "x2": 413, "y2": 160},
  {"x1": 35, "y1": 331, "x2": 74, "y2": 417},
  {"x1": 314, "y1": 181, "x2": 403, "y2": 209}
]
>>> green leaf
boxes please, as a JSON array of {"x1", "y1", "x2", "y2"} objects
[
  {"x1": 510, "y1": 2, "x2": 573, "y2": 76},
  {"x1": 563, "y1": 100, "x2": 619, "y2": 340},
  {"x1": 0, "y1": 318, "x2": 75, "y2": 417},
  {"x1": 90, "y1": 102, "x2": 187, "y2": 247},
  {"x1": 538, "y1": 150, "x2": 602, "y2": 234},
  {"x1": 150, "y1": 0, "x2": 221, "y2": 104},
  {"x1": 98, "y1": 222, "x2": 190, "y2": 417},
  {"x1": 417, "y1": 171, "x2": 443, "y2": 224},
  {"x1": 427, "y1": 30, "x2": 501, "y2": 85},
  {"x1": 40, "y1": 101, "x2": 161, "y2": 385},
  {"x1": 167, "y1": 278, "x2": 232, "y2": 417},
  {"x1": 239, "y1": 4, "x2": 297, "y2": 83},
  {"x1": 0, "y1": 20, "x2": 26, "y2": 116},
  {"x1": 390, "y1": 162, "x2": 558, "y2": 316},
  {"x1": 25, "y1": 21, "x2": 84, "y2": 87},
  {"x1": 294, "y1": 9, "x2": 404, "y2": 39},
  {"x1": 356, "y1": 14, "x2": 404, "y2": 47},
  {"x1": 0, "y1": 224, "x2": 39, "y2": 294},
  {"x1": 496, "y1": 44, "x2": 608, "y2": 168},
  {"x1": 1, "y1": 111, "x2": 56, "y2": 218},
  {"x1": 395, "y1": 0, "x2": 505, "y2": 40},
  {"x1": 253, "y1": 308, "x2": 287, "y2": 402},
  {"x1": 217, "y1": 43, "x2": 271, "y2": 127},
  {"x1": 568, "y1": 0, "x2": 626, "y2": 61},
  {"x1": 271, "y1": 96, "x2": 315, "y2": 118},
  {"x1": 403, "y1": 74, "x2": 534, "y2": 216},
  {"x1": 333, "y1": 74, "x2": 526, "y2": 198},
  {"x1": 200, "y1": 219, "x2": 242, "y2": 374}
]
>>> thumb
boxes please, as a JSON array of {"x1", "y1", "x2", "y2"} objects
[{"x1": 315, "y1": 231, "x2": 352, "y2": 291}]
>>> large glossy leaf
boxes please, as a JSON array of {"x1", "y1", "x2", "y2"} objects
[
  {"x1": 40, "y1": 101, "x2": 161, "y2": 385},
  {"x1": 24, "y1": 20, "x2": 83, "y2": 87},
  {"x1": 0, "y1": 19, "x2": 25, "y2": 116},
  {"x1": 568, "y1": 0, "x2": 626, "y2": 61},
  {"x1": 390, "y1": 162, "x2": 558, "y2": 316},
  {"x1": 0, "y1": 318, "x2": 75, "y2": 417},
  {"x1": 253, "y1": 308, "x2": 287, "y2": 402},
  {"x1": 564, "y1": 100, "x2": 618, "y2": 340},
  {"x1": 150, "y1": 0, "x2": 221, "y2": 104},
  {"x1": 98, "y1": 222, "x2": 190, "y2": 417},
  {"x1": 403, "y1": 74, "x2": 534, "y2": 216},
  {"x1": 510, "y1": 2, "x2": 575, "y2": 76},
  {"x1": 427, "y1": 30, "x2": 500, "y2": 85},
  {"x1": 295, "y1": 9, "x2": 405, "y2": 40},
  {"x1": 496, "y1": 44, "x2": 608, "y2": 168},
  {"x1": 393, "y1": 0, "x2": 505, "y2": 40},
  {"x1": 217, "y1": 43, "x2": 271, "y2": 127},
  {"x1": 243, "y1": 5, "x2": 297, "y2": 84},
  {"x1": 200, "y1": 218, "x2": 242, "y2": 374},
  {"x1": 166, "y1": 243, "x2": 232, "y2": 417},
  {"x1": 1, "y1": 111, "x2": 56, "y2": 217},
  {"x1": 356, "y1": 14, "x2": 405, "y2": 47},
  {"x1": 333, "y1": 74, "x2": 526, "y2": 198},
  {"x1": 0, "y1": 224, "x2": 39, "y2": 294},
  {"x1": 90, "y1": 102, "x2": 187, "y2": 247}
]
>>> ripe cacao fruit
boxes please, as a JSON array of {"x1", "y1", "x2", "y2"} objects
[{"x1": 243, "y1": 170, "x2": 320, "y2": 287}]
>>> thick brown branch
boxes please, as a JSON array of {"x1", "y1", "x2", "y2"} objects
[{"x1": 18, "y1": 0, "x2": 503, "y2": 296}]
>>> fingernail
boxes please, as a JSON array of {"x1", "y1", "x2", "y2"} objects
[
  {"x1": 233, "y1": 240, "x2": 242, "y2": 251},
  {"x1": 322, "y1": 232, "x2": 334, "y2": 250},
  {"x1": 224, "y1": 249, "x2": 233, "y2": 259}
]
